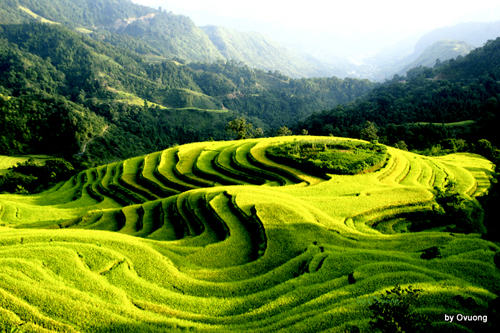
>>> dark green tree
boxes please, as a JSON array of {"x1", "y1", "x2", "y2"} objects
[
  {"x1": 276, "y1": 126, "x2": 293, "y2": 136},
  {"x1": 368, "y1": 284, "x2": 430, "y2": 333},
  {"x1": 226, "y1": 117, "x2": 254, "y2": 140},
  {"x1": 360, "y1": 121, "x2": 379, "y2": 142},
  {"x1": 394, "y1": 140, "x2": 408, "y2": 151}
]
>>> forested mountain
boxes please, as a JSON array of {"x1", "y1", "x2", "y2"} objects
[
  {"x1": 437, "y1": 38, "x2": 500, "y2": 79},
  {"x1": 1, "y1": 0, "x2": 499, "y2": 167},
  {"x1": 1, "y1": 0, "x2": 153, "y2": 26},
  {"x1": 294, "y1": 37, "x2": 500, "y2": 158},
  {"x1": 0, "y1": 0, "x2": 224, "y2": 61},
  {"x1": 0, "y1": 23, "x2": 375, "y2": 163},
  {"x1": 201, "y1": 26, "x2": 327, "y2": 78},
  {"x1": 0, "y1": 0, "x2": 339, "y2": 77},
  {"x1": 413, "y1": 21, "x2": 500, "y2": 55},
  {"x1": 397, "y1": 40, "x2": 475, "y2": 76},
  {"x1": 365, "y1": 21, "x2": 500, "y2": 81}
]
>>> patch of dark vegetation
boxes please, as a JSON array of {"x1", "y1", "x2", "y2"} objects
[
  {"x1": 114, "y1": 210, "x2": 126, "y2": 232},
  {"x1": 58, "y1": 216, "x2": 83, "y2": 229},
  {"x1": 342, "y1": 325, "x2": 361, "y2": 333},
  {"x1": 479, "y1": 171, "x2": 500, "y2": 242},
  {"x1": 494, "y1": 252, "x2": 500, "y2": 270},
  {"x1": 294, "y1": 259, "x2": 311, "y2": 277},
  {"x1": 225, "y1": 192, "x2": 267, "y2": 260},
  {"x1": 453, "y1": 295, "x2": 478, "y2": 308},
  {"x1": 135, "y1": 206, "x2": 145, "y2": 232},
  {"x1": 266, "y1": 139, "x2": 388, "y2": 178},
  {"x1": 348, "y1": 272, "x2": 356, "y2": 284},
  {"x1": 0, "y1": 157, "x2": 78, "y2": 194},
  {"x1": 434, "y1": 181, "x2": 486, "y2": 234},
  {"x1": 420, "y1": 246, "x2": 442, "y2": 260},
  {"x1": 314, "y1": 256, "x2": 327, "y2": 272},
  {"x1": 368, "y1": 284, "x2": 431, "y2": 333},
  {"x1": 406, "y1": 180, "x2": 487, "y2": 234},
  {"x1": 150, "y1": 202, "x2": 165, "y2": 234}
]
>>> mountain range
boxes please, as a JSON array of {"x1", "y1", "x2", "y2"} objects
[
  {"x1": 2, "y1": 0, "x2": 500, "y2": 80},
  {"x1": 1, "y1": 0, "x2": 500, "y2": 166}
]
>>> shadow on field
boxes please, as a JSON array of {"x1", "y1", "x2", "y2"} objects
[{"x1": 87, "y1": 322, "x2": 195, "y2": 333}]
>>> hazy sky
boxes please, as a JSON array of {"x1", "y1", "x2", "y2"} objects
[
  {"x1": 132, "y1": 0, "x2": 500, "y2": 55},
  {"x1": 134, "y1": 0, "x2": 499, "y2": 32}
]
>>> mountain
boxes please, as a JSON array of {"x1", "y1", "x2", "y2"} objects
[
  {"x1": 364, "y1": 20, "x2": 500, "y2": 80},
  {"x1": 397, "y1": 40, "x2": 475, "y2": 76},
  {"x1": 201, "y1": 25, "x2": 329, "y2": 78},
  {"x1": 413, "y1": 21, "x2": 500, "y2": 55},
  {"x1": 0, "y1": 0, "x2": 224, "y2": 62},
  {"x1": 437, "y1": 38, "x2": 500, "y2": 80},
  {"x1": 0, "y1": 22, "x2": 375, "y2": 162},
  {"x1": 295, "y1": 37, "x2": 500, "y2": 153},
  {"x1": 0, "y1": 0, "x2": 341, "y2": 78}
]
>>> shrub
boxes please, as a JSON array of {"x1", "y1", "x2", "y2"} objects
[
  {"x1": 435, "y1": 183, "x2": 486, "y2": 234},
  {"x1": 368, "y1": 284, "x2": 431, "y2": 333}
]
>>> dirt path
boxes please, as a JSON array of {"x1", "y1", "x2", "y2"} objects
[{"x1": 76, "y1": 125, "x2": 109, "y2": 156}]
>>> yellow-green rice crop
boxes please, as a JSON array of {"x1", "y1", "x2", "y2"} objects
[{"x1": 0, "y1": 136, "x2": 497, "y2": 332}]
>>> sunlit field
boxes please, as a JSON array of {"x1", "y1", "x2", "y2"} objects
[{"x1": 0, "y1": 136, "x2": 498, "y2": 332}]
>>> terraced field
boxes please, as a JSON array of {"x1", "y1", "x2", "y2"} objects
[
  {"x1": 0, "y1": 136, "x2": 498, "y2": 332},
  {"x1": 0, "y1": 155, "x2": 51, "y2": 175}
]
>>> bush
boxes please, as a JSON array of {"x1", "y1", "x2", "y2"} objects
[
  {"x1": 0, "y1": 157, "x2": 76, "y2": 193},
  {"x1": 368, "y1": 284, "x2": 431, "y2": 333},
  {"x1": 435, "y1": 183, "x2": 486, "y2": 234}
]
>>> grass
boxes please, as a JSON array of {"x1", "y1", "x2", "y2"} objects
[
  {"x1": 415, "y1": 120, "x2": 476, "y2": 127},
  {"x1": 75, "y1": 27, "x2": 93, "y2": 34},
  {"x1": 103, "y1": 87, "x2": 167, "y2": 109},
  {"x1": 0, "y1": 136, "x2": 498, "y2": 332},
  {"x1": 18, "y1": 6, "x2": 60, "y2": 24},
  {"x1": 142, "y1": 54, "x2": 168, "y2": 62},
  {"x1": 0, "y1": 155, "x2": 51, "y2": 175}
]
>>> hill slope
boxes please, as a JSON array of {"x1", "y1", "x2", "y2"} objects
[
  {"x1": 296, "y1": 36, "x2": 500, "y2": 154},
  {"x1": 413, "y1": 21, "x2": 500, "y2": 56},
  {"x1": 202, "y1": 25, "x2": 326, "y2": 78},
  {"x1": 0, "y1": 0, "x2": 339, "y2": 77},
  {"x1": 366, "y1": 20, "x2": 500, "y2": 80},
  {"x1": 0, "y1": 136, "x2": 497, "y2": 332},
  {"x1": 397, "y1": 39, "x2": 475, "y2": 76},
  {"x1": 0, "y1": 22, "x2": 375, "y2": 162}
]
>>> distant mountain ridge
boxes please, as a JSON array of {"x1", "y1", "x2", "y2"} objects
[
  {"x1": 413, "y1": 21, "x2": 500, "y2": 55},
  {"x1": 201, "y1": 25, "x2": 330, "y2": 78},
  {"x1": 364, "y1": 20, "x2": 500, "y2": 80},
  {"x1": 1, "y1": 0, "x2": 499, "y2": 81},
  {"x1": 0, "y1": 0, "x2": 336, "y2": 77},
  {"x1": 397, "y1": 40, "x2": 475, "y2": 76}
]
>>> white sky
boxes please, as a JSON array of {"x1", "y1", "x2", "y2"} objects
[
  {"x1": 132, "y1": 0, "x2": 500, "y2": 55},
  {"x1": 134, "y1": 0, "x2": 500, "y2": 33}
]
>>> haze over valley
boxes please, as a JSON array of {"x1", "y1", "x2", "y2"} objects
[{"x1": 134, "y1": 0, "x2": 500, "y2": 80}]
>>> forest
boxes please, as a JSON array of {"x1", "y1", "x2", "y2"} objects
[
  {"x1": 0, "y1": 23, "x2": 375, "y2": 163},
  {"x1": 294, "y1": 38, "x2": 500, "y2": 161}
]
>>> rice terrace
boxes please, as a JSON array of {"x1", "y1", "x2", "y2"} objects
[{"x1": 0, "y1": 136, "x2": 499, "y2": 332}]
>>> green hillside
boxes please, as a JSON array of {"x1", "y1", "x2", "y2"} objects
[
  {"x1": 202, "y1": 26, "x2": 325, "y2": 78},
  {"x1": 400, "y1": 39, "x2": 475, "y2": 75},
  {"x1": 0, "y1": 23, "x2": 375, "y2": 162},
  {"x1": 0, "y1": 0, "x2": 335, "y2": 77},
  {"x1": 0, "y1": 136, "x2": 498, "y2": 332},
  {"x1": 296, "y1": 37, "x2": 500, "y2": 157}
]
